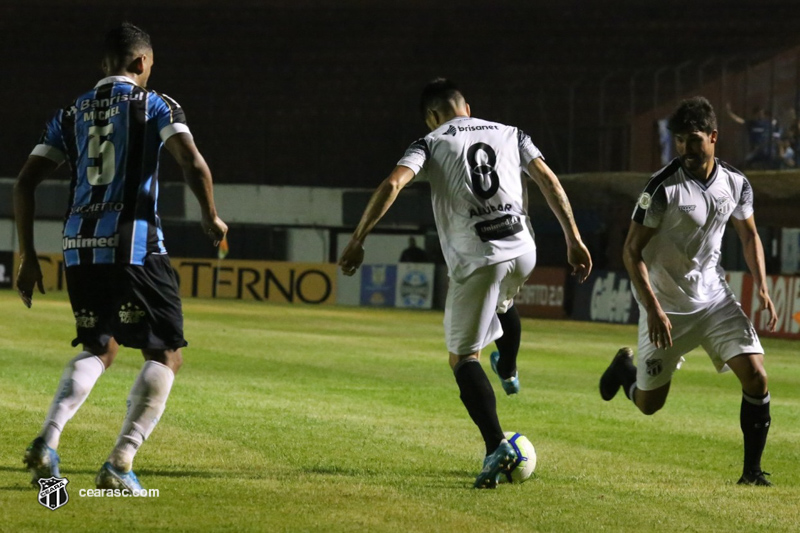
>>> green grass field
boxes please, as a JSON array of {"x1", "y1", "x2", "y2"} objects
[{"x1": 1, "y1": 290, "x2": 798, "y2": 532}]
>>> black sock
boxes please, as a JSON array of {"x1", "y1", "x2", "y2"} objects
[
  {"x1": 494, "y1": 306, "x2": 521, "y2": 379},
  {"x1": 741, "y1": 391, "x2": 771, "y2": 474},
  {"x1": 620, "y1": 358, "x2": 637, "y2": 401},
  {"x1": 454, "y1": 359, "x2": 505, "y2": 455}
]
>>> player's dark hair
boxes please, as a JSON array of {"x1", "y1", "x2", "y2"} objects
[
  {"x1": 103, "y1": 23, "x2": 152, "y2": 70},
  {"x1": 667, "y1": 96, "x2": 717, "y2": 134},
  {"x1": 420, "y1": 78, "x2": 465, "y2": 117}
]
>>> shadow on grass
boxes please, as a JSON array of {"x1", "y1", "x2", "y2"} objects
[
  {"x1": 301, "y1": 465, "x2": 475, "y2": 489},
  {"x1": 0, "y1": 464, "x2": 248, "y2": 486}
]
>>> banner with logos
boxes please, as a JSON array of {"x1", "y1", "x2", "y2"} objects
[
  {"x1": 360, "y1": 264, "x2": 397, "y2": 307},
  {"x1": 781, "y1": 228, "x2": 800, "y2": 275},
  {"x1": 514, "y1": 267, "x2": 568, "y2": 319},
  {"x1": 571, "y1": 269, "x2": 640, "y2": 325},
  {"x1": 358, "y1": 263, "x2": 435, "y2": 309},
  {"x1": 0, "y1": 251, "x2": 13, "y2": 289},
  {"x1": 395, "y1": 263, "x2": 435, "y2": 309},
  {"x1": 728, "y1": 271, "x2": 800, "y2": 339},
  {"x1": 12, "y1": 253, "x2": 67, "y2": 292},
  {"x1": 171, "y1": 258, "x2": 336, "y2": 304},
  {"x1": 11, "y1": 253, "x2": 337, "y2": 305}
]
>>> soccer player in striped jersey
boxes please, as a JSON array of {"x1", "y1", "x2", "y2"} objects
[
  {"x1": 599, "y1": 97, "x2": 778, "y2": 486},
  {"x1": 15, "y1": 23, "x2": 227, "y2": 492},
  {"x1": 339, "y1": 78, "x2": 592, "y2": 488}
]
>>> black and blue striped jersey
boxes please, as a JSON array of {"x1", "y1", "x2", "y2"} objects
[{"x1": 31, "y1": 75, "x2": 191, "y2": 267}]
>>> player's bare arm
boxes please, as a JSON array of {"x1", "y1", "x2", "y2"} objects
[
  {"x1": 339, "y1": 165, "x2": 416, "y2": 276},
  {"x1": 622, "y1": 221, "x2": 672, "y2": 348},
  {"x1": 731, "y1": 215, "x2": 778, "y2": 331},
  {"x1": 13, "y1": 155, "x2": 60, "y2": 307},
  {"x1": 526, "y1": 157, "x2": 592, "y2": 282},
  {"x1": 164, "y1": 133, "x2": 227, "y2": 246}
]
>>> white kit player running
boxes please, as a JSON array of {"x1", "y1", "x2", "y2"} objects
[
  {"x1": 599, "y1": 96, "x2": 778, "y2": 486},
  {"x1": 339, "y1": 78, "x2": 592, "y2": 488}
]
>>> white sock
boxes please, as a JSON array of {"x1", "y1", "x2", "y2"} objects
[
  {"x1": 108, "y1": 361, "x2": 175, "y2": 472},
  {"x1": 40, "y1": 352, "x2": 105, "y2": 449}
]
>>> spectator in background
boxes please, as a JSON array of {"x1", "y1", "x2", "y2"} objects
[
  {"x1": 657, "y1": 118, "x2": 673, "y2": 166},
  {"x1": 778, "y1": 138, "x2": 796, "y2": 169},
  {"x1": 781, "y1": 108, "x2": 800, "y2": 168},
  {"x1": 725, "y1": 103, "x2": 779, "y2": 169},
  {"x1": 399, "y1": 236, "x2": 430, "y2": 262}
]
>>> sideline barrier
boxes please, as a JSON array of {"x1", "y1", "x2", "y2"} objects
[
  {"x1": 571, "y1": 269, "x2": 639, "y2": 325},
  {"x1": 358, "y1": 263, "x2": 435, "y2": 309},
  {"x1": 570, "y1": 268, "x2": 800, "y2": 340},
  {"x1": 171, "y1": 258, "x2": 336, "y2": 304},
  {"x1": 0, "y1": 251, "x2": 12, "y2": 289},
  {"x1": 7, "y1": 253, "x2": 799, "y2": 338},
  {"x1": 514, "y1": 267, "x2": 568, "y2": 320},
  {"x1": 728, "y1": 272, "x2": 800, "y2": 340},
  {"x1": 11, "y1": 253, "x2": 338, "y2": 305}
]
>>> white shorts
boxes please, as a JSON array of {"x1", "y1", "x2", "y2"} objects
[
  {"x1": 636, "y1": 294, "x2": 763, "y2": 391},
  {"x1": 444, "y1": 250, "x2": 537, "y2": 355}
]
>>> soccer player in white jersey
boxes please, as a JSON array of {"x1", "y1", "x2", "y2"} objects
[
  {"x1": 599, "y1": 97, "x2": 778, "y2": 486},
  {"x1": 339, "y1": 78, "x2": 592, "y2": 488}
]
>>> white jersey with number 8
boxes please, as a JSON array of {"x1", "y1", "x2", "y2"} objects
[{"x1": 397, "y1": 116, "x2": 539, "y2": 281}]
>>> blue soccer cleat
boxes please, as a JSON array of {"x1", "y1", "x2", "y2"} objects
[
  {"x1": 490, "y1": 351, "x2": 520, "y2": 395},
  {"x1": 23, "y1": 437, "x2": 61, "y2": 486},
  {"x1": 95, "y1": 462, "x2": 144, "y2": 492},
  {"x1": 474, "y1": 441, "x2": 516, "y2": 489}
]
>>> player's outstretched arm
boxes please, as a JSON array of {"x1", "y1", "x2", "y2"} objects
[
  {"x1": 731, "y1": 215, "x2": 778, "y2": 331},
  {"x1": 165, "y1": 133, "x2": 227, "y2": 246},
  {"x1": 526, "y1": 157, "x2": 592, "y2": 282},
  {"x1": 13, "y1": 155, "x2": 59, "y2": 307},
  {"x1": 338, "y1": 165, "x2": 415, "y2": 276}
]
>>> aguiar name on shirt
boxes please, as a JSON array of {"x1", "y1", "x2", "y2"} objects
[
  {"x1": 469, "y1": 203, "x2": 512, "y2": 218},
  {"x1": 63, "y1": 234, "x2": 120, "y2": 250}
]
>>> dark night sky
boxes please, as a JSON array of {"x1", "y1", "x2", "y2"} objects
[{"x1": 3, "y1": 0, "x2": 800, "y2": 185}]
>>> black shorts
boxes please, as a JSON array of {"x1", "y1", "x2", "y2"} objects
[{"x1": 65, "y1": 254, "x2": 187, "y2": 351}]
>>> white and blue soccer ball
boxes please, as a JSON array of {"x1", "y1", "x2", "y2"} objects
[{"x1": 502, "y1": 432, "x2": 537, "y2": 483}]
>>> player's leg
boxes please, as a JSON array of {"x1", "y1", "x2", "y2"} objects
[
  {"x1": 601, "y1": 308, "x2": 693, "y2": 414},
  {"x1": 701, "y1": 296, "x2": 771, "y2": 485},
  {"x1": 104, "y1": 348, "x2": 180, "y2": 476},
  {"x1": 37, "y1": 341, "x2": 118, "y2": 450},
  {"x1": 449, "y1": 351, "x2": 504, "y2": 456},
  {"x1": 490, "y1": 250, "x2": 536, "y2": 394},
  {"x1": 445, "y1": 263, "x2": 516, "y2": 488},
  {"x1": 24, "y1": 266, "x2": 118, "y2": 485},
  {"x1": 97, "y1": 255, "x2": 186, "y2": 490},
  {"x1": 727, "y1": 353, "x2": 771, "y2": 485},
  {"x1": 450, "y1": 351, "x2": 516, "y2": 488},
  {"x1": 491, "y1": 305, "x2": 521, "y2": 380},
  {"x1": 607, "y1": 348, "x2": 675, "y2": 415}
]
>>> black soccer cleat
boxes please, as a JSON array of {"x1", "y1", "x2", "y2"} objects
[
  {"x1": 599, "y1": 347, "x2": 635, "y2": 401},
  {"x1": 737, "y1": 470, "x2": 772, "y2": 487}
]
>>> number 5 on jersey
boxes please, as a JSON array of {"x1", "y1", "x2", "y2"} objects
[{"x1": 87, "y1": 124, "x2": 115, "y2": 186}]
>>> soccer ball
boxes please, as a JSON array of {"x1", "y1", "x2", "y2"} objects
[{"x1": 502, "y1": 432, "x2": 536, "y2": 483}]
